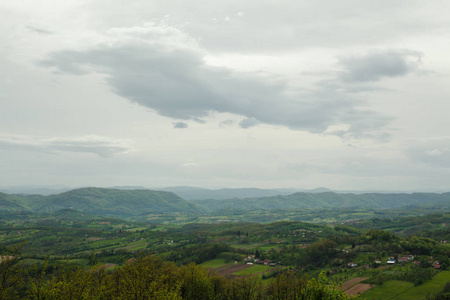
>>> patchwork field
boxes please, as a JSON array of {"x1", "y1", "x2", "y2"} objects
[{"x1": 363, "y1": 271, "x2": 450, "y2": 299}]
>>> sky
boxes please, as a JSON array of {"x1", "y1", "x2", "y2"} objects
[{"x1": 1, "y1": 1, "x2": 450, "y2": 191}]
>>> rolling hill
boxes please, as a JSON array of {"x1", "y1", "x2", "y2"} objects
[
  {"x1": 2, "y1": 188, "x2": 450, "y2": 217},
  {"x1": 0, "y1": 188, "x2": 199, "y2": 218},
  {"x1": 193, "y1": 191, "x2": 450, "y2": 212}
]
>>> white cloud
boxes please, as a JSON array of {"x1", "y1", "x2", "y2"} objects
[
  {"x1": 426, "y1": 149, "x2": 444, "y2": 156},
  {"x1": 0, "y1": 135, "x2": 132, "y2": 157}
]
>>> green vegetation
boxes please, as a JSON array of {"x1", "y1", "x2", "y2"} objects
[
  {"x1": 363, "y1": 280, "x2": 414, "y2": 299},
  {"x1": 1, "y1": 188, "x2": 199, "y2": 218},
  {"x1": 233, "y1": 264, "x2": 270, "y2": 275},
  {"x1": 199, "y1": 258, "x2": 228, "y2": 268},
  {"x1": 1, "y1": 188, "x2": 450, "y2": 299},
  {"x1": 0, "y1": 253, "x2": 350, "y2": 299},
  {"x1": 363, "y1": 271, "x2": 450, "y2": 299},
  {"x1": 193, "y1": 191, "x2": 450, "y2": 212}
]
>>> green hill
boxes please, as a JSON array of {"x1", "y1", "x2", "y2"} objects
[
  {"x1": 194, "y1": 191, "x2": 450, "y2": 212},
  {"x1": 0, "y1": 192, "x2": 31, "y2": 211},
  {"x1": 33, "y1": 187, "x2": 199, "y2": 217},
  {"x1": 2, "y1": 188, "x2": 450, "y2": 217},
  {"x1": 0, "y1": 188, "x2": 199, "y2": 218}
]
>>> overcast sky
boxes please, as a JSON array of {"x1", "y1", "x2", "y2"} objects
[{"x1": 1, "y1": 1, "x2": 450, "y2": 191}]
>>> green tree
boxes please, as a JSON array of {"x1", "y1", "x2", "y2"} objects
[{"x1": 0, "y1": 243, "x2": 25, "y2": 300}]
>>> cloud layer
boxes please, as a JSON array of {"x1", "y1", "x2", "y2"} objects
[{"x1": 39, "y1": 23, "x2": 411, "y2": 139}]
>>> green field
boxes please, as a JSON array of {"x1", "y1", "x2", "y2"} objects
[
  {"x1": 363, "y1": 271, "x2": 450, "y2": 300},
  {"x1": 230, "y1": 243, "x2": 266, "y2": 250},
  {"x1": 394, "y1": 271, "x2": 450, "y2": 300},
  {"x1": 199, "y1": 259, "x2": 229, "y2": 268},
  {"x1": 233, "y1": 265, "x2": 270, "y2": 275},
  {"x1": 363, "y1": 280, "x2": 414, "y2": 299}
]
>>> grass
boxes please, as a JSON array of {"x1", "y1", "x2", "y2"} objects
[
  {"x1": 233, "y1": 265, "x2": 270, "y2": 276},
  {"x1": 56, "y1": 258, "x2": 90, "y2": 266},
  {"x1": 230, "y1": 243, "x2": 265, "y2": 250},
  {"x1": 363, "y1": 271, "x2": 450, "y2": 300},
  {"x1": 258, "y1": 244, "x2": 284, "y2": 251},
  {"x1": 392, "y1": 270, "x2": 450, "y2": 300},
  {"x1": 362, "y1": 280, "x2": 413, "y2": 299},
  {"x1": 199, "y1": 259, "x2": 229, "y2": 268}
]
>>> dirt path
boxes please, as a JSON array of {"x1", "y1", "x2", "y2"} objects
[
  {"x1": 341, "y1": 277, "x2": 369, "y2": 291},
  {"x1": 345, "y1": 283, "x2": 375, "y2": 296}
]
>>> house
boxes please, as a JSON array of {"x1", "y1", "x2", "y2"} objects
[
  {"x1": 433, "y1": 261, "x2": 441, "y2": 269},
  {"x1": 387, "y1": 259, "x2": 396, "y2": 264},
  {"x1": 414, "y1": 260, "x2": 421, "y2": 266},
  {"x1": 398, "y1": 257, "x2": 408, "y2": 263},
  {"x1": 348, "y1": 262, "x2": 358, "y2": 268},
  {"x1": 375, "y1": 259, "x2": 382, "y2": 264},
  {"x1": 263, "y1": 259, "x2": 271, "y2": 265},
  {"x1": 269, "y1": 262, "x2": 277, "y2": 267}
]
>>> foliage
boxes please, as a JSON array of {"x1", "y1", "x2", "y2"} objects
[{"x1": 0, "y1": 243, "x2": 24, "y2": 300}]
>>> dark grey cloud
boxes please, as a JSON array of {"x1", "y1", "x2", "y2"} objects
[
  {"x1": 338, "y1": 49, "x2": 423, "y2": 82},
  {"x1": 239, "y1": 117, "x2": 259, "y2": 128},
  {"x1": 40, "y1": 27, "x2": 395, "y2": 139},
  {"x1": 0, "y1": 135, "x2": 130, "y2": 157},
  {"x1": 26, "y1": 25, "x2": 54, "y2": 35},
  {"x1": 219, "y1": 119, "x2": 233, "y2": 128},
  {"x1": 173, "y1": 122, "x2": 188, "y2": 129}
]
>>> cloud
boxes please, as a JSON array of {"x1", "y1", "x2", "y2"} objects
[
  {"x1": 26, "y1": 24, "x2": 54, "y2": 35},
  {"x1": 239, "y1": 117, "x2": 259, "y2": 128},
  {"x1": 406, "y1": 138, "x2": 450, "y2": 168},
  {"x1": 173, "y1": 122, "x2": 188, "y2": 129},
  {"x1": 338, "y1": 49, "x2": 423, "y2": 82},
  {"x1": 425, "y1": 149, "x2": 444, "y2": 156},
  {"x1": 182, "y1": 162, "x2": 199, "y2": 167},
  {"x1": 0, "y1": 135, "x2": 131, "y2": 157},
  {"x1": 40, "y1": 23, "x2": 393, "y2": 139},
  {"x1": 219, "y1": 119, "x2": 233, "y2": 128}
]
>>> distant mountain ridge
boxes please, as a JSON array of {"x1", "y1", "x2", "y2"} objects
[
  {"x1": 192, "y1": 191, "x2": 450, "y2": 211},
  {"x1": 156, "y1": 186, "x2": 300, "y2": 200},
  {"x1": 0, "y1": 187, "x2": 198, "y2": 217},
  {"x1": 1, "y1": 187, "x2": 450, "y2": 217}
]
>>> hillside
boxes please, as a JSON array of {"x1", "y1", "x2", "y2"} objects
[
  {"x1": 35, "y1": 187, "x2": 200, "y2": 217},
  {"x1": 0, "y1": 188, "x2": 199, "y2": 218},
  {"x1": 2, "y1": 188, "x2": 450, "y2": 217},
  {"x1": 193, "y1": 191, "x2": 450, "y2": 212},
  {"x1": 0, "y1": 192, "x2": 30, "y2": 211}
]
